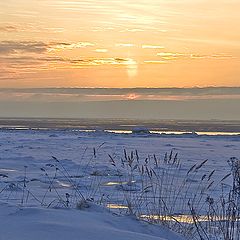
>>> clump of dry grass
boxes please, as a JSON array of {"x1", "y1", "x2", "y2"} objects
[
  {"x1": 107, "y1": 150, "x2": 240, "y2": 240},
  {"x1": 188, "y1": 157, "x2": 240, "y2": 240},
  {"x1": 107, "y1": 149, "x2": 216, "y2": 239}
]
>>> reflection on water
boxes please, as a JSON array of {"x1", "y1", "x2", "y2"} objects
[
  {"x1": 105, "y1": 130, "x2": 132, "y2": 134},
  {"x1": 141, "y1": 214, "x2": 201, "y2": 224},
  {"x1": 105, "y1": 207, "x2": 233, "y2": 223},
  {"x1": 196, "y1": 131, "x2": 240, "y2": 136},
  {"x1": 56, "y1": 180, "x2": 72, "y2": 188},
  {"x1": 150, "y1": 130, "x2": 192, "y2": 135},
  {"x1": 140, "y1": 214, "x2": 237, "y2": 224},
  {"x1": 104, "y1": 181, "x2": 124, "y2": 186},
  {"x1": 104, "y1": 181, "x2": 136, "y2": 186},
  {"x1": 107, "y1": 204, "x2": 128, "y2": 209},
  {"x1": 105, "y1": 130, "x2": 240, "y2": 136},
  {"x1": 0, "y1": 168, "x2": 17, "y2": 172}
]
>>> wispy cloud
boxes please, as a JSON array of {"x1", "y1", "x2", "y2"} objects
[
  {"x1": 49, "y1": 42, "x2": 95, "y2": 51},
  {"x1": 144, "y1": 60, "x2": 167, "y2": 64},
  {"x1": 115, "y1": 43, "x2": 135, "y2": 47},
  {"x1": 142, "y1": 45, "x2": 164, "y2": 49},
  {"x1": 157, "y1": 52, "x2": 234, "y2": 61},
  {"x1": 94, "y1": 49, "x2": 108, "y2": 53},
  {"x1": 0, "y1": 24, "x2": 65, "y2": 33},
  {"x1": 0, "y1": 54, "x2": 138, "y2": 78},
  {"x1": 0, "y1": 25, "x2": 18, "y2": 32},
  {"x1": 124, "y1": 28, "x2": 144, "y2": 32},
  {"x1": 0, "y1": 41, "x2": 49, "y2": 54},
  {"x1": 0, "y1": 41, "x2": 95, "y2": 55}
]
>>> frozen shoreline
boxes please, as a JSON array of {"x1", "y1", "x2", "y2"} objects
[{"x1": 1, "y1": 128, "x2": 240, "y2": 138}]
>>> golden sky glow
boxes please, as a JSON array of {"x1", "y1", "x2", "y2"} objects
[{"x1": 0, "y1": 0, "x2": 240, "y2": 88}]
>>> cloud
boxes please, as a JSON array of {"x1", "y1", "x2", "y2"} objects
[
  {"x1": 94, "y1": 49, "x2": 108, "y2": 53},
  {"x1": 0, "y1": 40, "x2": 236, "y2": 81},
  {"x1": 125, "y1": 28, "x2": 144, "y2": 32},
  {"x1": 0, "y1": 25, "x2": 18, "y2": 32},
  {"x1": 144, "y1": 60, "x2": 167, "y2": 64},
  {"x1": 0, "y1": 24, "x2": 65, "y2": 33},
  {"x1": 49, "y1": 42, "x2": 95, "y2": 51},
  {"x1": 0, "y1": 87, "x2": 239, "y2": 103},
  {"x1": 0, "y1": 40, "x2": 102, "y2": 75},
  {"x1": 0, "y1": 41, "x2": 49, "y2": 54},
  {"x1": 142, "y1": 45, "x2": 164, "y2": 49},
  {"x1": 0, "y1": 41, "x2": 95, "y2": 55},
  {"x1": 157, "y1": 52, "x2": 234, "y2": 60},
  {"x1": 0, "y1": 54, "x2": 138, "y2": 77},
  {"x1": 115, "y1": 43, "x2": 135, "y2": 47}
]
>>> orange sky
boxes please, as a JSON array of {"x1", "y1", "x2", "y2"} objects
[{"x1": 0, "y1": 0, "x2": 239, "y2": 88}]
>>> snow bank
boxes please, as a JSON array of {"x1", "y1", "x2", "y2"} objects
[{"x1": 0, "y1": 202, "x2": 183, "y2": 240}]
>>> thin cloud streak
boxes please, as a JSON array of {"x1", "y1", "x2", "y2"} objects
[
  {"x1": 0, "y1": 87, "x2": 239, "y2": 102},
  {"x1": 142, "y1": 45, "x2": 165, "y2": 49}
]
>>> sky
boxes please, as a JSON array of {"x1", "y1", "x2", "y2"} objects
[{"x1": 0, "y1": 0, "x2": 239, "y2": 119}]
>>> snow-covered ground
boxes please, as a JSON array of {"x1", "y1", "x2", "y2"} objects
[
  {"x1": 0, "y1": 201, "x2": 184, "y2": 240},
  {"x1": 0, "y1": 130, "x2": 239, "y2": 239}
]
